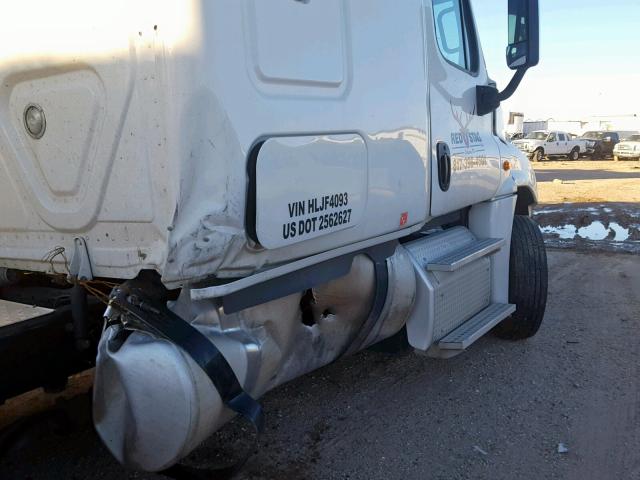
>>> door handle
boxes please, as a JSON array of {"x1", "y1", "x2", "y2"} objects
[{"x1": 436, "y1": 142, "x2": 451, "y2": 192}]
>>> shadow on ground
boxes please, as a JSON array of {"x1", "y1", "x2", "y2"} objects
[{"x1": 535, "y1": 167, "x2": 640, "y2": 183}]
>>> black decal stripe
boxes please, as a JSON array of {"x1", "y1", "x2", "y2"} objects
[{"x1": 221, "y1": 241, "x2": 396, "y2": 315}]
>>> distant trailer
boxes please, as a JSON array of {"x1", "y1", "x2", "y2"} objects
[
  {"x1": 523, "y1": 121, "x2": 548, "y2": 134},
  {"x1": 523, "y1": 120, "x2": 584, "y2": 136}
]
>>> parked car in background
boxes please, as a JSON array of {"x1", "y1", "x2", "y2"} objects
[
  {"x1": 508, "y1": 132, "x2": 525, "y2": 141},
  {"x1": 513, "y1": 130, "x2": 590, "y2": 161},
  {"x1": 579, "y1": 131, "x2": 620, "y2": 159},
  {"x1": 613, "y1": 133, "x2": 640, "y2": 161}
]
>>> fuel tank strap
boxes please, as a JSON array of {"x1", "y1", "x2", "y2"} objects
[{"x1": 341, "y1": 258, "x2": 389, "y2": 357}]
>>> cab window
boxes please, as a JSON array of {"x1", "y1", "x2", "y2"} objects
[
  {"x1": 547, "y1": 133, "x2": 557, "y2": 142},
  {"x1": 433, "y1": 0, "x2": 478, "y2": 72},
  {"x1": 558, "y1": 133, "x2": 566, "y2": 141}
]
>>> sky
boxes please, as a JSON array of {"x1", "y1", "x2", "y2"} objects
[{"x1": 471, "y1": 0, "x2": 640, "y2": 121}]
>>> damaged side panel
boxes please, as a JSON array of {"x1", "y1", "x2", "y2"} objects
[
  {"x1": 163, "y1": 0, "x2": 430, "y2": 286},
  {"x1": 94, "y1": 247, "x2": 417, "y2": 471},
  {"x1": 0, "y1": 1, "x2": 180, "y2": 278},
  {"x1": 0, "y1": 0, "x2": 429, "y2": 288}
]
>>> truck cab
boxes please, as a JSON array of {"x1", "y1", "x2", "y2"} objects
[{"x1": 0, "y1": 0, "x2": 546, "y2": 473}]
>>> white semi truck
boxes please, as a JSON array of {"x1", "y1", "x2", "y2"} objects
[{"x1": 0, "y1": 0, "x2": 546, "y2": 474}]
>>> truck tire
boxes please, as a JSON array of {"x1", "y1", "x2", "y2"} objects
[
  {"x1": 532, "y1": 149, "x2": 544, "y2": 162},
  {"x1": 494, "y1": 215, "x2": 548, "y2": 340},
  {"x1": 568, "y1": 148, "x2": 579, "y2": 161}
]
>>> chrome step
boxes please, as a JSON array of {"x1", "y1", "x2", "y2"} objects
[
  {"x1": 426, "y1": 238, "x2": 504, "y2": 272},
  {"x1": 437, "y1": 303, "x2": 516, "y2": 350}
]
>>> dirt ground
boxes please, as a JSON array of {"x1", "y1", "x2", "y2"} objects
[
  {"x1": 534, "y1": 160, "x2": 640, "y2": 204},
  {"x1": 532, "y1": 160, "x2": 640, "y2": 254},
  {"x1": 1, "y1": 159, "x2": 639, "y2": 480},
  {"x1": 1, "y1": 250, "x2": 639, "y2": 480}
]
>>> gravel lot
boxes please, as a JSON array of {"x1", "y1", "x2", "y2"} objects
[
  {"x1": 534, "y1": 160, "x2": 640, "y2": 204},
  {"x1": 2, "y1": 250, "x2": 639, "y2": 480},
  {"x1": 1, "y1": 160, "x2": 639, "y2": 480},
  {"x1": 532, "y1": 160, "x2": 640, "y2": 255}
]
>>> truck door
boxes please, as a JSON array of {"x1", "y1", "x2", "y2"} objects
[
  {"x1": 558, "y1": 133, "x2": 567, "y2": 149},
  {"x1": 426, "y1": 0, "x2": 502, "y2": 217},
  {"x1": 546, "y1": 132, "x2": 559, "y2": 154},
  {"x1": 558, "y1": 132, "x2": 568, "y2": 153}
]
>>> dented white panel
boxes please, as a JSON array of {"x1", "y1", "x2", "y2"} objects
[
  {"x1": 0, "y1": 0, "x2": 535, "y2": 285},
  {"x1": 162, "y1": 0, "x2": 430, "y2": 286},
  {"x1": 0, "y1": 0, "x2": 433, "y2": 284},
  {"x1": 255, "y1": 135, "x2": 366, "y2": 249},
  {"x1": 0, "y1": 1, "x2": 181, "y2": 277}
]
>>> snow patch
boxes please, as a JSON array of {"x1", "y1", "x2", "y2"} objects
[
  {"x1": 541, "y1": 225, "x2": 576, "y2": 240},
  {"x1": 542, "y1": 221, "x2": 631, "y2": 242}
]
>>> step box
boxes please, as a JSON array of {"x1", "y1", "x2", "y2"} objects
[
  {"x1": 426, "y1": 238, "x2": 504, "y2": 272},
  {"x1": 403, "y1": 227, "x2": 507, "y2": 353},
  {"x1": 437, "y1": 303, "x2": 516, "y2": 350}
]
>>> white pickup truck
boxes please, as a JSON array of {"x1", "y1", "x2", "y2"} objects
[
  {"x1": 613, "y1": 133, "x2": 640, "y2": 161},
  {"x1": 513, "y1": 130, "x2": 592, "y2": 161},
  {"x1": 0, "y1": 0, "x2": 546, "y2": 475}
]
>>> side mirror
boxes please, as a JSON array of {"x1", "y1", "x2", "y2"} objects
[
  {"x1": 476, "y1": 0, "x2": 540, "y2": 116},
  {"x1": 507, "y1": 0, "x2": 540, "y2": 70}
]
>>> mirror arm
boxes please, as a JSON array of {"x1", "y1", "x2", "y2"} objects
[
  {"x1": 476, "y1": 67, "x2": 529, "y2": 116},
  {"x1": 498, "y1": 67, "x2": 528, "y2": 101},
  {"x1": 476, "y1": 68, "x2": 528, "y2": 116}
]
